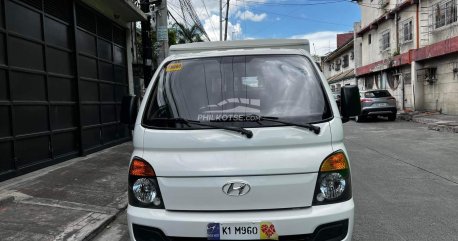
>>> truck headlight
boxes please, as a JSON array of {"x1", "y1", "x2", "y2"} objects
[
  {"x1": 129, "y1": 158, "x2": 164, "y2": 209},
  {"x1": 313, "y1": 151, "x2": 352, "y2": 205}
]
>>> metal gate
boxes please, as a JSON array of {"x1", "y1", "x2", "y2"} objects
[{"x1": 0, "y1": 0, "x2": 130, "y2": 181}]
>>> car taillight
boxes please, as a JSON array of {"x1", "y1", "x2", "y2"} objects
[
  {"x1": 388, "y1": 97, "x2": 396, "y2": 101},
  {"x1": 361, "y1": 98, "x2": 373, "y2": 103},
  {"x1": 313, "y1": 151, "x2": 352, "y2": 205},
  {"x1": 128, "y1": 157, "x2": 164, "y2": 209}
]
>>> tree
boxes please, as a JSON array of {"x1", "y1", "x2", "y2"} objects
[{"x1": 173, "y1": 23, "x2": 204, "y2": 44}]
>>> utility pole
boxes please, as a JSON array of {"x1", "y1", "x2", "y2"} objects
[
  {"x1": 224, "y1": 0, "x2": 230, "y2": 41},
  {"x1": 140, "y1": 0, "x2": 153, "y2": 87},
  {"x1": 220, "y1": 0, "x2": 223, "y2": 41},
  {"x1": 156, "y1": 0, "x2": 169, "y2": 66}
]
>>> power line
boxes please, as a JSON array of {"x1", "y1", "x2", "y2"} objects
[{"x1": 200, "y1": 0, "x2": 218, "y2": 39}]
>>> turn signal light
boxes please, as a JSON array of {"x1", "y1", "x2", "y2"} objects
[
  {"x1": 320, "y1": 152, "x2": 348, "y2": 172},
  {"x1": 129, "y1": 158, "x2": 155, "y2": 177}
]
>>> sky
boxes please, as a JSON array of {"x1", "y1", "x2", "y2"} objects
[{"x1": 167, "y1": 0, "x2": 361, "y2": 56}]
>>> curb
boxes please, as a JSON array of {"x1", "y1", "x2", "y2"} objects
[
  {"x1": 82, "y1": 204, "x2": 128, "y2": 241},
  {"x1": 398, "y1": 113, "x2": 458, "y2": 134},
  {"x1": 0, "y1": 196, "x2": 14, "y2": 207}
]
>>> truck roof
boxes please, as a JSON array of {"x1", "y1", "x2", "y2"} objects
[
  {"x1": 169, "y1": 39, "x2": 310, "y2": 55},
  {"x1": 164, "y1": 48, "x2": 312, "y2": 62}
]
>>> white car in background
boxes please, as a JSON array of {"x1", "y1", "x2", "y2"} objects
[{"x1": 121, "y1": 40, "x2": 361, "y2": 241}]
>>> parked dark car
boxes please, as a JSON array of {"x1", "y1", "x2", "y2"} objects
[{"x1": 355, "y1": 90, "x2": 397, "y2": 122}]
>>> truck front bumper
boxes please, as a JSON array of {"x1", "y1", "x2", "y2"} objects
[{"x1": 127, "y1": 199, "x2": 354, "y2": 241}]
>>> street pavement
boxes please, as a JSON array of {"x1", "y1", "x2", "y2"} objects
[
  {"x1": 95, "y1": 119, "x2": 458, "y2": 241},
  {"x1": 1, "y1": 120, "x2": 457, "y2": 241},
  {"x1": 0, "y1": 143, "x2": 132, "y2": 241},
  {"x1": 347, "y1": 119, "x2": 458, "y2": 241}
]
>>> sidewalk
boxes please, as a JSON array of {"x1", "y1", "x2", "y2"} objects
[
  {"x1": 398, "y1": 111, "x2": 458, "y2": 133},
  {"x1": 0, "y1": 143, "x2": 132, "y2": 241}
]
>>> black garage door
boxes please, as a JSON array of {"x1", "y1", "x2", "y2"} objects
[{"x1": 0, "y1": 0, "x2": 130, "y2": 181}]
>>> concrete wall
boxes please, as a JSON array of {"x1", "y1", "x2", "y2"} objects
[
  {"x1": 360, "y1": 4, "x2": 418, "y2": 66},
  {"x1": 418, "y1": 54, "x2": 458, "y2": 114},
  {"x1": 359, "y1": 0, "x2": 398, "y2": 27},
  {"x1": 360, "y1": 21, "x2": 395, "y2": 66},
  {"x1": 398, "y1": 5, "x2": 418, "y2": 51}
]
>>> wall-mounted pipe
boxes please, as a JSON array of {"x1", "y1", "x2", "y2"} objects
[{"x1": 416, "y1": 0, "x2": 420, "y2": 48}]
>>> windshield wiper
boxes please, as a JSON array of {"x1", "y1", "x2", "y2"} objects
[
  {"x1": 151, "y1": 117, "x2": 253, "y2": 139},
  {"x1": 242, "y1": 115, "x2": 321, "y2": 134}
]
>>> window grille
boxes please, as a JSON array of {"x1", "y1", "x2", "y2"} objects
[
  {"x1": 400, "y1": 19, "x2": 413, "y2": 43},
  {"x1": 434, "y1": 0, "x2": 457, "y2": 29},
  {"x1": 379, "y1": 30, "x2": 391, "y2": 52},
  {"x1": 342, "y1": 55, "x2": 349, "y2": 68}
]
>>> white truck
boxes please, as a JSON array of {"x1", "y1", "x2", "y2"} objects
[{"x1": 121, "y1": 39, "x2": 361, "y2": 241}]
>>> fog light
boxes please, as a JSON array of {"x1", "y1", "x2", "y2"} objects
[
  {"x1": 133, "y1": 178, "x2": 157, "y2": 204},
  {"x1": 319, "y1": 173, "x2": 346, "y2": 200}
]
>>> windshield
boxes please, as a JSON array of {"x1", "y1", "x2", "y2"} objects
[
  {"x1": 364, "y1": 90, "x2": 391, "y2": 98},
  {"x1": 143, "y1": 55, "x2": 332, "y2": 129}
]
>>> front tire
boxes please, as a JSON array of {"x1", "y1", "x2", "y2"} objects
[
  {"x1": 355, "y1": 115, "x2": 365, "y2": 122},
  {"x1": 388, "y1": 114, "x2": 396, "y2": 121}
]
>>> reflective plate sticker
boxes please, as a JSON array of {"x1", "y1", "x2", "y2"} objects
[
  {"x1": 260, "y1": 222, "x2": 279, "y2": 240},
  {"x1": 207, "y1": 223, "x2": 220, "y2": 240},
  {"x1": 166, "y1": 63, "x2": 182, "y2": 72}
]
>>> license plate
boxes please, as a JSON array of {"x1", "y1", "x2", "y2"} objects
[
  {"x1": 207, "y1": 222, "x2": 278, "y2": 240},
  {"x1": 376, "y1": 103, "x2": 388, "y2": 107}
]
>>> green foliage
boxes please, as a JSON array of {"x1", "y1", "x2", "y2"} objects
[
  {"x1": 168, "y1": 28, "x2": 177, "y2": 46},
  {"x1": 173, "y1": 23, "x2": 204, "y2": 43}
]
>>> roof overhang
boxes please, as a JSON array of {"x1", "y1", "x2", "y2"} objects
[
  {"x1": 324, "y1": 39, "x2": 354, "y2": 62},
  {"x1": 80, "y1": 0, "x2": 147, "y2": 24},
  {"x1": 328, "y1": 69, "x2": 355, "y2": 83}
]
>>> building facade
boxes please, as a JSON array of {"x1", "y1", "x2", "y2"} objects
[
  {"x1": 0, "y1": 0, "x2": 145, "y2": 180},
  {"x1": 323, "y1": 33, "x2": 357, "y2": 93},
  {"x1": 355, "y1": 0, "x2": 458, "y2": 114}
]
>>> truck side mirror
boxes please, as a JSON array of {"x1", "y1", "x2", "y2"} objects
[
  {"x1": 120, "y1": 95, "x2": 139, "y2": 130},
  {"x1": 340, "y1": 85, "x2": 361, "y2": 123}
]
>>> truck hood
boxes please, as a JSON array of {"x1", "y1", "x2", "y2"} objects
[{"x1": 139, "y1": 122, "x2": 333, "y2": 177}]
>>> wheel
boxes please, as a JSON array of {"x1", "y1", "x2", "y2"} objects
[
  {"x1": 355, "y1": 115, "x2": 365, "y2": 122},
  {"x1": 388, "y1": 114, "x2": 396, "y2": 121}
]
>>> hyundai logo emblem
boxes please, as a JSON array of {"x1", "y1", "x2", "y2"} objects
[{"x1": 222, "y1": 181, "x2": 251, "y2": 196}]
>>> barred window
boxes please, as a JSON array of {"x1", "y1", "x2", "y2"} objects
[
  {"x1": 335, "y1": 59, "x2": 341, "y2": 71},
  {"x1": 434, "y1": 0, "x2": 457, "y2": 29},
  {"x1": 403, "y1": 72, "x2": 412, "y2": 85},
  {"x1": 342, "y1": 55, "x2": 349, "y2": 68},
  {"x1": 400, "y1": 19, "x2": 413, "y2": 43},
  {"x1": 380, "y1": 30, "x2": 391, "y2": 52}
]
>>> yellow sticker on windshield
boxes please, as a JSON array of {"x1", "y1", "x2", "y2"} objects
[{"x1": 166, "y1": 63, "x2": 182, "y2": 72}]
